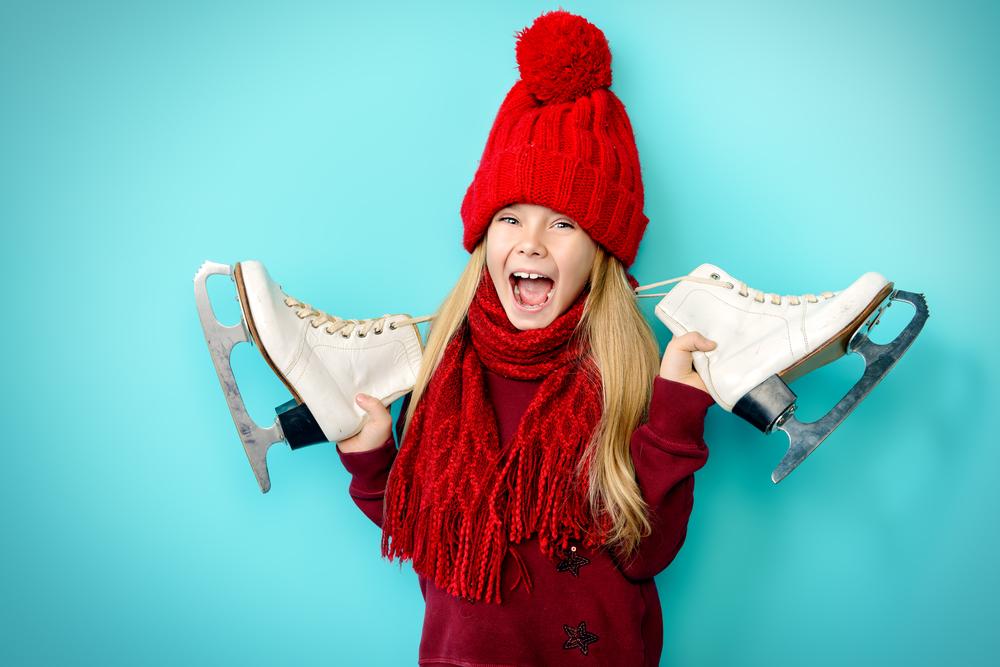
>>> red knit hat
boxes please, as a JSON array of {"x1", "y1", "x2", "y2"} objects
[{"x1": 460, "y1": 9, "x2": 649, "y2": 268}]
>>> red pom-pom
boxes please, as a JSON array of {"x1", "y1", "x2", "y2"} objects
[{"x1": 515, "y1": 10, "x2": 612, "y2": 105}]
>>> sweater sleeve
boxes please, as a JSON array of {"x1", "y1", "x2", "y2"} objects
[
  {"x1": 334, "y1": 392, "x2": 409, "y2": 529},
  {"x1": 612, "y1": 375, "x2": 715, "y2": 582}
]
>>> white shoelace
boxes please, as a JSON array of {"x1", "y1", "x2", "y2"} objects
[
  {"x1": 633, "y1": 273, "x2": 834, "y2": 306},
  {"x1": 283, "y1": 296, "x2": 433, "y2": 337},
  {"x1": 284, "y1": 270, "x2": 835, "y2": 334}
]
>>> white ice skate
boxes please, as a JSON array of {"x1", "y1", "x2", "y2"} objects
[
  {"x1": 634, "y1": 263, "x2": 928, "y2": 484},
  {"x1": 194, "y1": 260, "x2": 433, "y2": 492}
]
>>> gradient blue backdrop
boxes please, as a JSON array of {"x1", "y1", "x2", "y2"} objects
[{"x1": 2, "y1": 1, "x2": 996, "y2": 665}]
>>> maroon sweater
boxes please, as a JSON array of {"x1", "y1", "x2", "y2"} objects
[{"x1": 337, "y1": 370, "x2": 714, "y2": 666}]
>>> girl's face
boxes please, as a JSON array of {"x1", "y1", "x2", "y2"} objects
[{"x1": 485, "y1": 202, "x2": 598, "y2": 330}]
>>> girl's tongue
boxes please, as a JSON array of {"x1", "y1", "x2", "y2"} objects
[{"x1": 515, "y1": 276, "x2": 554, "y2": 306}]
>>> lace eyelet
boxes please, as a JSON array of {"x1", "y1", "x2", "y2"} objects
[
  {"x1": 389, "y1": 322, "x2": 397, "y2": 330},
  {"x1": 310, "y1": 321, "x2": 319, "y2": 328},
  {"x1": 710, "y1": 272, "x2": 720, "y2": 280},
  {"x1": 358, "y1": 332, "x2": 366, "y2": 338},
  {"x1": 375, "y1": 328, "x2": 383, "y2": 335}
]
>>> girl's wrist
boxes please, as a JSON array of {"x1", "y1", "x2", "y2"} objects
[
  {"x1": 338, "y1": 433, "x2": 393, "y2": 454},
  {"x1": 658, "y1": 373, "x2": 711, "y2": 397}
]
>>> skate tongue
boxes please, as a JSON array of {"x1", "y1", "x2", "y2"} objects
[{"x1": 517, "y1": 277, "x2": 553, "y2": 306}]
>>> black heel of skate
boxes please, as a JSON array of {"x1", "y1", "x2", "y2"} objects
[
  {"x1": 275, "y1": 399, "x2": 327, "y2": 450},
  {"x1": 733, "y1": 376, "x2": 797, "y2": 435}
]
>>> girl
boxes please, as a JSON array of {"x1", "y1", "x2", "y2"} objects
[{"x1": 337, "y1": 10, "x2": 717, "y2": 666}]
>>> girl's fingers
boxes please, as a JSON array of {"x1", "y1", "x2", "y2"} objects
[
  {"x1": 697, "y1": 334, "x2": 717, "y2": 350},
  {"x1": 339, "y1": 394, "x2": 393, "y2": 452},
  {"x1": 356, "y1": 393, "x2": 391, "y2": 417},
  {"x1": 660, "y1": 332, "x2": 717, "y2": 383},
  {"x1": 670, "y1": 331, "x2": 716, "y2": 352}
]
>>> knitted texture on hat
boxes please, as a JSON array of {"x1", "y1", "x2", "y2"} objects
[{"x1": 461, "y1": 9, "x2": 649, "y2": 268}]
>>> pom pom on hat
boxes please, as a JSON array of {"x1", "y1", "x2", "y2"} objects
[{"x1": 515, "y1": 9, "x2": 612, "y2": 105}]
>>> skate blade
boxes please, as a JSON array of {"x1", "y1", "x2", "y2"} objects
[
  {"x1": 770, "y1": 289, "x2": 929, "y2": 484},
  {"x1": 778, "y1": 282, "x2": 895, "y2": 384},
  {"x1": 194, "y1": 260, "x2": 285, "y2": 493}
]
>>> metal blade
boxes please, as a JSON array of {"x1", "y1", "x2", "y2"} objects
[
  {"x1": 194, "y1": 261, "x2": 285, "y2": 493},
  {"x1": 771, "y1": 289, "x2": 929, "y2": 483}
]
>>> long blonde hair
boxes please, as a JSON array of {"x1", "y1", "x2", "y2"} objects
[{"x1": 401, "y1": 240, "x2": 662, "y2": 564}]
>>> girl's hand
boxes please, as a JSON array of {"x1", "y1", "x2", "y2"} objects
[
  {"x1": 659, "y1": 331, "x2": 717, "y2": 399},
  {"x1": 336, "y1": 393, "x2": 394, "y2": 453}
]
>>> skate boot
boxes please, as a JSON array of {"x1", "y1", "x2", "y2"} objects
[
  {"x1": 634, "y1": 263, "x2": 928, "y2": 483},
  {"x1": 194, "y1": 260, "x2": 433, "y2": 492}
]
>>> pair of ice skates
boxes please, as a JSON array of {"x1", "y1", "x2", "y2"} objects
[{"x1": 194, "y1": 259, "x2": 928, "y2": 491}]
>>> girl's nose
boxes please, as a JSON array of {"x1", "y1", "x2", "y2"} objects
[
  {"x1": 517, "y1": 241, "x2": 545, "y2": 257},
  {"x1": 516, "y1": 229, "x2": 547, "y2": 257}
]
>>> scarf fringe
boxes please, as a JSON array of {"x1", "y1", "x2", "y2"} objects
[{"x1": 380, "y1": 268, "x2": 608, "y2": 605}]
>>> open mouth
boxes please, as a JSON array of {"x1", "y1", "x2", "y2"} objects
[{"x1": 508, "y1": 271, "x2": 556, "y2": 312}]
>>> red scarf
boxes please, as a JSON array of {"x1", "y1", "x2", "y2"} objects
[{"x1": 381, "y1": 266, "x2": 613, "y2": 604}]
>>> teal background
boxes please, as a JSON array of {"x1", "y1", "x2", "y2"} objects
[{"x1": 2, "y1": 0, "x2": 996, "y2": 665}]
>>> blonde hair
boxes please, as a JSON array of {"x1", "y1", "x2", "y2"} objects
[{"x1": 401, "y1": 240, "x2": 661, "y2": 564}]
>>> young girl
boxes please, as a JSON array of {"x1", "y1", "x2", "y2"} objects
[{"x1": 337, "y1": 10, "x2": 717, "y2": 666}]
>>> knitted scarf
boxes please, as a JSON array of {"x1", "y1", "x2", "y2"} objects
[{"x1": 380, "y1": 266, "x2": 613, "y2": 605}]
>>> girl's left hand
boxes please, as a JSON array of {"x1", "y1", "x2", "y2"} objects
[{"x1": 659, "y1": 331, "x2": 717, "y2": 398}]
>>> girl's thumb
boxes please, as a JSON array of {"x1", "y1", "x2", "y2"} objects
[{"x1": 356, "y1": 393, "x2": 383, "y2": 412}]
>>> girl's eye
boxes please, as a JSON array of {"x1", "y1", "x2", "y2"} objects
[{"x1": 497, "y1": 216, "x2": 574, "y2": 229}]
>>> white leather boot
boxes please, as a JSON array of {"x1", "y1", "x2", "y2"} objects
[
  {"x1": 642, "y1": 262, "x2": 891, "y2": 410},
  {"x1": 194, "y1": 260, "x2": 432, "y2": 492},
  {"x1": 234, "y1": 260, "x2": 430, "y2": 439},
  {"x1": 634, "y1": 263, "x2": 928, "y2": 482}
]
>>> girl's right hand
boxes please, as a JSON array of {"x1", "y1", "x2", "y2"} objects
[
  {"x1": 659, "y1": 331, "x2": 717, "y2": 399},
  {"x1": 336, "y1": 393, "x2": 394, "y2": 453}
]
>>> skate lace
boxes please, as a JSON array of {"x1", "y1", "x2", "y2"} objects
[
  {"x1": 633, "y1": 272, "x2": 835, "y2": 305},
  {"x1": 283, "y1": 296, "x2": 434, "y2": 337},
  {"x1": 285, "y1": 270, "x2": 835, "y2": 333}
]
